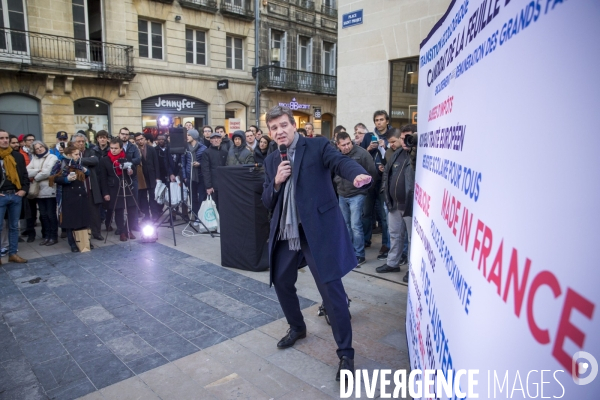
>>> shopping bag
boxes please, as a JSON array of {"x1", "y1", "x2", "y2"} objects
[
  {"x1": 198, "y1": 195, "x2": 219, "y2": 232},
  {"x1": 154, "y1": 181, "x2": 166, "y2": 205},
  {"x1": 169, "y1": 179, "x2": 182, "y2": 205},
  {"x1": 73, "y1": 229, "x2": 91, "y2": 253}
]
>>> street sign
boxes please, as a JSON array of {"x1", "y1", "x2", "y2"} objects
[
  {"x1": 217, "y1": 79, "x2": 229, "y2": 90},
  {"x1": 342, "y1": 10, "x2": 363, "y2": 29}
]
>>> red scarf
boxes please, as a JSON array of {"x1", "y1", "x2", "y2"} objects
[{"x1": 107, "y1": 150, "x2": 126, "y2": 176}]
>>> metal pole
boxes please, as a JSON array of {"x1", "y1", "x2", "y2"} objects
[{"x1": 254, "y1": 0, "x2": 260, "y2": 127}]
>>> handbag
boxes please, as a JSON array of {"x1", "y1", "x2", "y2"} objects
[
  {"x1": 73, "y1": 229, "x2": 91, "y2": 253},
  {"x1": 198, "y1": 195, "x2": 219, "y2": 232},
  {"x1": 27, "y1": 156, "x2": 48, "y2": 199}
]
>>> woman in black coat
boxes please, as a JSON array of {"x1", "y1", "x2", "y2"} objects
[
  {"x1": 254, "y1": 135, "x2": 273, "y2": 164},
  {"x1": 51, "y1": 144, "x2": 90, "y2": 252},
  {"x1": 98, "y1": 139, "x2": 138, "y2": 242}
]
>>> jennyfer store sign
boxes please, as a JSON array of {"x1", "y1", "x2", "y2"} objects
[{"x1": 141, "y1": 95, "x2": 208, "y2": 115}]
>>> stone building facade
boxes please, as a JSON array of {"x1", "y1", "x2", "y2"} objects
[
  {"x1": 336, "y1": 0, "x2": 450, "y2": 131},
  {"x1": 0, "y1": 0, "x2": 257, "y2": 144},
  {"x1": 255, "y1": 0, "x2": 338, "y2": 137}
]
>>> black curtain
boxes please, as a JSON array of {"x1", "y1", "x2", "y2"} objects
[{"x1": 217, "y1": 165, "x2": 270, "y2": 272}]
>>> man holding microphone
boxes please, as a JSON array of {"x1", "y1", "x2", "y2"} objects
[{"x1": 262, "y1": 106, "x2": 372, "y2": 382}]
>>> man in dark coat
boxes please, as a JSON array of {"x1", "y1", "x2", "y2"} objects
[
  {"x1": 200, "y1": 132, "x2": 227, "y2": 210},
  {"x1": 181, "y1": 129, "x2": 207, "y2": 218},
  {"x1": 0, "y1": 129, "x2": 29, "y2": 264},
  {"x1": 72, "y1": 133, "x2": 104, "y2": 241},
  {"x1": 261, "y1": 106, "x2": 372, "y2": 382},
  {"x1": 118, "y1": 128, "x2": 141, "y2": 230},
  {"x1": 135, "y1": 133, "x2": 161, "y2": 223}
]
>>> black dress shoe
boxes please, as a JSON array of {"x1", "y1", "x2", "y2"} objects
[
  {"x1": 45, "y1": 239, "x2": 58, "y2": 246},
  {"x1": 38, "y1": 239, "x2": 49, "y2": 246},
  {"x1": 336, "y1": 356, "x2": 355, "y2": 382},
  {"x1": 93, "y1": 234, "x2": 104, "y2": 241},
  {"x1": 402, "y1": 271, "x2": 409, "y2": 283},
  {"x1": 375, "y1": 264, "x2": 400, "y2": 273},
  {"x1": 71, "y1": 246, "x2": 80, "y2": 253},
  {"x1": 277, "y1": 329, "x2": 307, "y2": 349},
  {"x1": 27, "y1": 236, "x2": 35, "y2": 243}
]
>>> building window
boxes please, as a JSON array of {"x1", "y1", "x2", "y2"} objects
[
  {"x1": 138, "y1": 19, "x2": 163, "y2": 60},
  {"x1": 270, "y1": 29, "x2": 286, "y2": 67},
  {"x1": 298, "y1": 36, "x2": 312, "y2": 72},
  {"x1": 0, "y1": 0, "x2": 27, "y2": 52},
  {"x1": 226, "y1": 36, "x2": 243, "y2": 70},
  {"x1": 322, "y1": 41, "x2": 336, "y2": 75},
  {"x1": 186, "y1": 29, "x2": 206, "y2": 65},
  {"x1": 323, "y1": 0, "x2": 335, "y2": 7},
  {"x1": 389, "y1": 57, "x2": 419, "y2": 128}
]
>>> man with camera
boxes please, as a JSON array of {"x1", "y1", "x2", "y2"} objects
[{"x1": 378, "y1": 126, "x2": 416, "y2": 283}]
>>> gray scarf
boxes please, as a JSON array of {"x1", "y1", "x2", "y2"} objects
[{"x1": 278, "y1": 133, "x2": 301, "y2": 250}]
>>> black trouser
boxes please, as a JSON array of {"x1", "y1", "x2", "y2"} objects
[
  {"x1": 138, "y1": 188, "x2": 160, "y2": 222},
  {"x1": 114, "y1": 207, "x2": 137, "y2": 233},
  {"x1": 87, "y1": 194, "x2": 102, "y2": 237},
  {"x1": 272, "y1": 228, "x2": 353, "y2": 359},
  {"x1": 37, "y1": 198, "x2": 58, "y2": 240},
  {"x1": 24, "y1": 198, "x2": 38, "y2": 237},
  {"x1": 188, "y1": 179, "x2": 206, "y2": 218}
]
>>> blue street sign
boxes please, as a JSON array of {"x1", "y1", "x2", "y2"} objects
[{"x1": 342, "y1": 9, "x2": 363, "y2": 29}]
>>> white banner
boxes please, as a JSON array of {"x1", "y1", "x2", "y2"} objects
[{"x1": 407, "y1": 0, "x2": 600, "y2": 398}]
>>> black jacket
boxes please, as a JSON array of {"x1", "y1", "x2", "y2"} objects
[
  {"x1": 81, "y1": 147, "x2": 103, "y2": 204},
  {"x1": 156, "y1": 145, "x2": 174, "y2": 181},
  {"x1": 201, "y1": 145, "x2": 227, "y2": 190},
  {"x1": 221, "y1": 135, "x2": 233, "y2": 152},
  {"x1": 122, "y1": 142, "x2": 141, "y2": 179},
  {"x1": 334, "y1": 145, "x2": 377, "y2": 198},
  {"x1": 382, "y1": 148, "x2": 415, "y2": 214},
  {"x1": 98, "y1": 156, "x2": 137, "y2": 210},
  {"x1": 139, "y1": 144, "x2": 160, "y2": 190},
  {"x1": 93, "y1": 144, "x2": 109, "y2": 159}
]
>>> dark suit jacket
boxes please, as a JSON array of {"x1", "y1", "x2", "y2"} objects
[
  {"x1": 140, "y1": 144, "x2": 160, "y2": 189},
  {"x1": 262, "y1": 136, "x2": 370, "y2": 284}
]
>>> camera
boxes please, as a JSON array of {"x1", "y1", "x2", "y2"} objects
[
  {"x1": 59, "y1": 142, "x2": 66, "y2": 149},
  {"x1": 117, "y1": 158, "x2": 132, "y2": 170},
  {"x1": 404, "y1": 133, "x2": 418, "y2": 147}
]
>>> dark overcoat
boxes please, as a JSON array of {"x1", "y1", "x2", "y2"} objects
[
  {"x1": 98, "y1": 156, "x2": 137, "y2": 210},
  {"x1": 54, "y1": 168, "x2": 90, "y2": 229},
  {"x1": 262, "y1": 136, "x2": 370, "y2": 285}
]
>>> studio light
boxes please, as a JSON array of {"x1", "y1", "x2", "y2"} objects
[
  {"x1": 159, "y1": 115, "x2": 170, "y2": 127},
  {"x1": 141, "y1": 224, "x2": 158, "y2": 243}
]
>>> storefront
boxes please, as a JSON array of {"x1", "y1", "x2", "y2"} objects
[
  {"x1": 225, "y1": 101, "x2": 247, "y2": 134},
  {"x1": 389, "y1": 57, "x2": 419, "y2": 129},
  {"x1": 141, "y1": 94, "x2": 209, "y2": 138},
  {"x1": 259, "y1": 94, "x2": 336, "y2": 138},
  {"x1": 74, "y1": 98, "x2": 110, "y2": 142},
  {"x1": 0, "y1": 93, "x2": 42, "y2": 138}
]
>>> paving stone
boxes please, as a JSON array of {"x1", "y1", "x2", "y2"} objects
[
  {"x1": 204, "y1": 373, "x2": 270, "y2": 399},
  {"x1": 37, "y1": 303, "x2": 79, "y2": 327},
  {"x1": 49, "y1": 317, "x2": 94, "y2": 344},
  {"x1": 19, "y1": 283, "x2": 53, "y2": 300},
  {"x1": 76, "y1": 280, "x2": 114, "y2": 298},
  {"x1": 193, "y1": 291, "x2": 263, "y2": 320},
  {"x1": 93, "y1": 292, "x2": 132, "y2": 311},
  {"x1": 173, "y1": 281, "x2": 210, "y2": 296},
  {"x1": 143, "y1": 332, "x2": 199, "y2": 362},
  {"x1": 10, "y1": 320, "x2": 52, "y2": 344},
  {"x1": 0, "y1": 358, "x2": 38, "y2": 390},
  {"x1": 0, "y1": 382, "x2": 48, "y2": 400},
  {"x1": 0, "y1": 294, "x2": 31, "y2": 313},
  {"x1": 189, "y1": 331, "x2": 228, "y2": 350},
  {"x1": 226, "y1": 287, "x2": 271, "y2": 306},
  {"x1": 240, "y1": 313, "x2": 276, "y2": 329},
  {"x1": 3, "y1": 307, "x2": 41, "y2": 326},
  {"x1": 46, "y1": 377, "x2": 96, "y2": 400},
  {"x1": 45, "y1": 275, "x2": 74, "y2": 288},
  {"x1": 143, "y1": 303, "x2": 189, "y2": 325},
  {"x1": 100, "y1": 376, "x2": 162, "y2": 400},
  {"x1": 251, "y1": 299, "x2": 285, "y2": 319},
  {"x1": 20, "y1": 335, "x2": 67, "y2": 365},
  {"x1": 79, "y1": 353, "x2": 133, "y2": 390},
  {"x1": 125, "y1": 352, "x2": 169, "y2": 375},
  {"x1": 202, "y1": 316, "x2": 253, "y2": 339},
  {"x1": 104, "y1": 331, "x2": 154, "y2": 364},
  {"x1": 90, "y1": 318, "x2": 134, "y2": 342},
  {"x1": 62, "y1": 335, "x2": 111, "y2": 364},
  {"x1": 29, "y1": 293, "x2": 64, "y2": 311},
  {"x1": 31, "y1": 355, "x2": 86, "y2": 392},
  {"x1": 165, "y1": 315, "x2": 214, "y2": 340},
  {"x1": 74, "y1": 305, "x2": 114, "y2": 325}
]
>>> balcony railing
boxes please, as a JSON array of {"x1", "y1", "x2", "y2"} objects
[
  {"x1": 321, "y1": 4, "x2": 337, "y2": 17},
  {"x1": 293, "y1": 0, "x2": 315, "y2": 11},
  {"x1": 295, "y1": 9, "x2": 316, "y2": 24},
  {"x1": 220, "y1": 0, "x2": 255, "y2": 21},
  {"x1": 180, "y1": 0, "x2": 218, "y2": 13},
  {"x1": 257, "y1": 65, "x2": 336, "y2": 95},
  {"x1": 0, "y1": 28, "x2": 134, "y2": 80}
]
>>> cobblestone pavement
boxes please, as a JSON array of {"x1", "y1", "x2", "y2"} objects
[{"x1": 0, "y1": 224, "x2": 408, "y2": 399}]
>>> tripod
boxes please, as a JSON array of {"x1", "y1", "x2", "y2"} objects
[
  {"x1": 104, "y1": 165, "x2": 142, "y2": 251},
  {"x1": 154, "y1": 176, "x2": 188, "y2": 246}
]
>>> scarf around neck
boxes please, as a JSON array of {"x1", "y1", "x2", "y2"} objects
[
  {"x1": 108, "y1": 150, "x2": 126, "y2": 176},
  {"x1": 278, "y1": 133, "x2": 300, "y2": 250},
  {"x1": 0, "y1": 147, "x2": 21, "y2": 189}
]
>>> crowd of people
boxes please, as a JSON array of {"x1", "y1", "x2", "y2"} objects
[{"x1": 0, "y1": 111, "x2": 415, "y2": 276}]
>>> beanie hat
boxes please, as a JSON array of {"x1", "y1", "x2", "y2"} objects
[{"x1": 187, "y1": 129, "x2": 200, "y2": 141}]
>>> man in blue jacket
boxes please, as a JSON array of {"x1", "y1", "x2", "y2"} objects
[{"x1": 262, "y1": 106, "x2": 372, "y2": 382}]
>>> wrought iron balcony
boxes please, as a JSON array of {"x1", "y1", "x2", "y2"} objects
[
  {"x1": 0, "y1": 28, "x2": 134, "y2": 80},
  {"x1": 256, "y1": 65, "x2": 336, "y2": 96},
  {"x1": 180, "y1": 0, "x2": 218, "y2": 12},
  {"x1": 294, "y1": 0, "x2": 315, "y2": 11},
  {"x1": 321, "y1": 4, "x2": 337, "y2": 17},
  {"x1": 220, "y1": 0, "x2": 255, "y2": 21}
]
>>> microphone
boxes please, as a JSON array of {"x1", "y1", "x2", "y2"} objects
[{"x1": 279, "y1": 144, "x2": 288, "y2": 162}]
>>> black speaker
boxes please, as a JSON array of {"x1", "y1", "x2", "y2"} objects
[{"x1": 169, "y1": 127, "x2": 187, "y2": 154}]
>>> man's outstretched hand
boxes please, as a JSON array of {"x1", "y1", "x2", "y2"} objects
[{"x1": 353, "y1": 174, "x2": 372, "y2": 188}]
